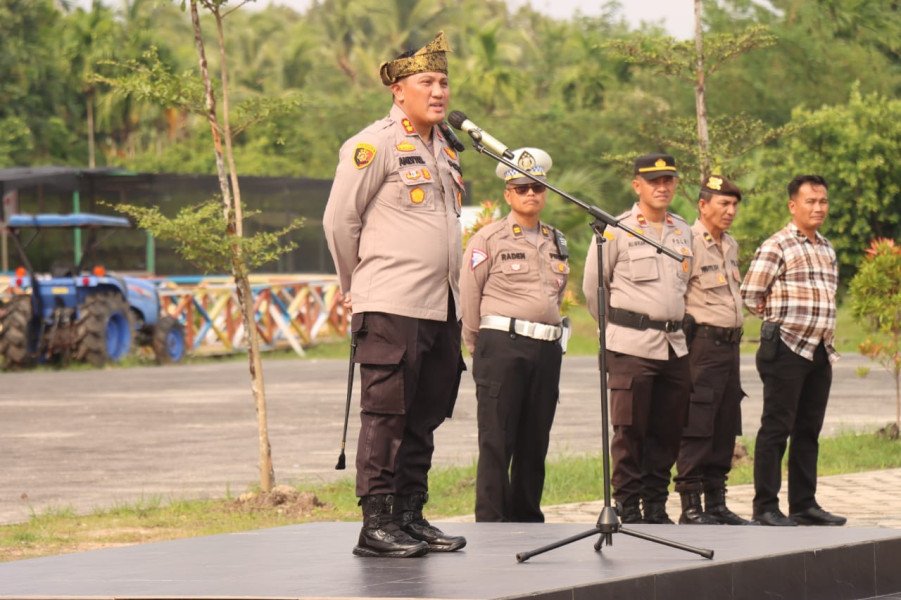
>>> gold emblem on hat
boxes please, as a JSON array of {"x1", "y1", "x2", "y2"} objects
[
  {"x1": 707, "y1": 176, "x2": 723, "y2": 191},
  {"x1": 518, "y1": 151, "x2": 536, "y2": 170},
  {"x1": 655, "y1": 159, "x2": 667, "y2": 168}
]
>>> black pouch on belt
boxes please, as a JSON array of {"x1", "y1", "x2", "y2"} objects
[{"x1": 758, "y1": 321, "x2": 780, "y2": 361}]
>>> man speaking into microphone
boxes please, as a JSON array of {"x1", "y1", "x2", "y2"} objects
[{"x1": 323, "y1": 31, "x2": 467, "y2": 558}]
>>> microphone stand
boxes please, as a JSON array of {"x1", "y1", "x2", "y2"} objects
[{"x1": 465, "y1": 142, "x2": 713, "y2": 563}]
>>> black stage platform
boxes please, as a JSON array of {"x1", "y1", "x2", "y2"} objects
[{"x1": 1, "y1": 522, "x2": 900, "y2": 600}]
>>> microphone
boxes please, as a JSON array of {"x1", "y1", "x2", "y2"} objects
[
  {"x1": 437, "y1": 121, "x2": 465, "y2": 153},
  {"x1": 447, "y1": 111, "x2": 514, "y2": 159}
]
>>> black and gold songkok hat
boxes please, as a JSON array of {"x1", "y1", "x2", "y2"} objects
[{"x1": 379, "y1": 31, "x2": 451, "y2": 86}]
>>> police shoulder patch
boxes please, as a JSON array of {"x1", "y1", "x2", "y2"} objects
[
  {"x1": 471, "y1": 249, "x2": 488, "y2": 270},
  {"x1": 353, "y1": 143, "x2": 377, "y2": 169}
]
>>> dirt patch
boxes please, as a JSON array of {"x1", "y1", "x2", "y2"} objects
[{"x1": 225, "y1": 485, "x2": 329, "y2": 518}]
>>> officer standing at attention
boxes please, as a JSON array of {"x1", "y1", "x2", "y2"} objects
[
  {"x1": 582, "y1": 153, "x2": 693, "y2": 524},
  {"x1": 460, "y1": 148, "x2": 569, "y2": 522},
  {"x1": 323, "y1": 32, "x2": 468, "y2": 558},
  {"x1": 674, "y1": 175, "x2": 751, "y2": 525},
  {"x1": 741, "y1": 174, "x2": 845, "y2": 527}
]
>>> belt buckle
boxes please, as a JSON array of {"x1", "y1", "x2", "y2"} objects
[{"x1": 664, "y1": 320, "x2": 679, "y2": 333}]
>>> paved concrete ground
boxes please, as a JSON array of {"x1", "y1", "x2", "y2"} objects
[{"x1": 0, "y1": 353, "x2": 898, "y2": 526}]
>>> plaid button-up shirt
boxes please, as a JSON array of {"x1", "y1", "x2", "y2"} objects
[{"x1": 740, "y1": 223, "x2": 839, "y2": 363}]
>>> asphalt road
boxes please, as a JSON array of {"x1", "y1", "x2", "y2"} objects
[{"x1": 1, "y1": 353, "x2": 896, "y2": 525}]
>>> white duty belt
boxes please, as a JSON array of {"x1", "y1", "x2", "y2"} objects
[{"x1": 480, "y1": 316, "x2": 562, "y2": 342}]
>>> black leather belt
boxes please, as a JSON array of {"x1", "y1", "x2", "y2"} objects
[
  {"x1": 694, "y1": 324, "x2": 743, "y2": 344},
  {"x1": 608, "y1": 307, "x2": 682, "y2": 333}
]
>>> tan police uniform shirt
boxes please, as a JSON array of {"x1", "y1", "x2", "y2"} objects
[
  {"x1": 460, "y1": 213, "x2": 569, "y2": 353},
  {"x1": 582, "y1": 203, "x2": 692, "y2": 360},
  {"x1": 323, "y1": 103, "x2": 466, "y2": 321},
  {"x1": 685, "y1": 220, "x2": 743, "y2": 328}
]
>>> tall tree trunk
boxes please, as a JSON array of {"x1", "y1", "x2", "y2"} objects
[
  {"x1": 189, "y1": 0, "x2": 274, "y2": 492},
  {"x1": 693, "y1": 0, "x2": 710, "y2": 181},
  {"x1": 86, "y1": 88, "x2": 96, "y2": 168}
]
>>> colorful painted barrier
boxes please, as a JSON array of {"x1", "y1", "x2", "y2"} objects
[{"x1": 0, "y1": 273, "x2": 349, "y2": 357}]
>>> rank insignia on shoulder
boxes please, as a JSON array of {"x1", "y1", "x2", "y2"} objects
[
  {"x1": 401, "y1": 118, "x2": 416, "y2": 134},
  {"x1": 444, "y1": 147, "x2": 457, "y2": 160},
  {"x1": 471, "y1": 249, "x2": 488, "y2": 270},
  {"x1": 512, "y1": 224, "x2": 522, "y2": 235},
  {"x1": 353, "y1": 143, "x2": 377, "y2": 169},
  {"x1": 396, "y1": 141, "x2": 416, "y2": 152},
  {"x1": 410, "y1": 188, "x2": 425, "y2": 204}
]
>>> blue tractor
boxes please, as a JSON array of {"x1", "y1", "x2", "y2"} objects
[{"x1": 0, "y1": 213, "x2": 186, "y2": 369}]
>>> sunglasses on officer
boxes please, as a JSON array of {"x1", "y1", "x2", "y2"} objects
[{"x1": 507, "y1": 183, "x2": 547, "y2": 195}]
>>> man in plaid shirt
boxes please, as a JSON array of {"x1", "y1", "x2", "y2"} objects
[{"x1": 740, "y1": 174, "x2": 846, "y2": 527}]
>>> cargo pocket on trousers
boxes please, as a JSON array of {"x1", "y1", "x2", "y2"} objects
[
  {"x1": 682, "y1": 387, "x2": 715, "y2": 438},
  {"x1": 607, "y1": 373, "x2": 634, "y2": 427},
  {"x1": 354, "y1": 339, "x2": 406, "y2": 415}
]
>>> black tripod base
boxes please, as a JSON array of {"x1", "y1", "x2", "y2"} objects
[{"x1": 516, "y1": 505, "x2": 714, "y2": 562}]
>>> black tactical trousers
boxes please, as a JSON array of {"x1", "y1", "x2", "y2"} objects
[
  {"x1": 606, "y1": 349, "x2": 691, "y2": 505},
  {"x1": 753, "y1": 340, "x2": 831, "y2": 514},
  {"x1": 674, "y1": 336, "x2": 743, "y2": 493},
  {"x1": 473, "y1": 330, "x2": 562, "y2": 522},
  {"x1": 353, "y1": 307, "x2": 464, "y2": 498}
]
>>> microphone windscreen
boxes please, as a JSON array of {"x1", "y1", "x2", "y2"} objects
[{"x1": 447, "y1": 111, "x2": 467, "y2": 129}]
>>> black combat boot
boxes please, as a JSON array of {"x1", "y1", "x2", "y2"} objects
[
  {"x1": 679, "y1": 491, "x2": 721, "y2": 524},
  {"x1": 353, "y1": 495, "x2": 429, "y2": 558},
  {"x1": 642, "y1": 499, "x2": 674, "y2": 524},
  {"x1": 705, "y1": 488, "x2": 752, "y2": 525},
  {"x1": 394, "y1": 492, "x2": 466, "y2": 552},
  {"x1": 614, "y1": 497, "x2": 643, "y2": 524}
]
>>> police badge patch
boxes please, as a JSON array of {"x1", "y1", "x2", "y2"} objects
[{"x1": 353, "y1": 143, "x2": 376, "y2": 168}]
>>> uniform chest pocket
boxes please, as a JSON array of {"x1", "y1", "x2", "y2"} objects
[
  {"x1": 499, "y1": 261, "x2": 530, "y2": 275},
  {"x1": 699, "y1": 269, "x2": 728, "y2": 290},
  {"x1": 550, "y1": 259, "x2": 570, "y2": 276},
  {"x1": 628, "y1": 244, "x2": 659, "y2": 282},
  {"x1": 399, "y1": 168, "x2": 437, "y2": 211}
]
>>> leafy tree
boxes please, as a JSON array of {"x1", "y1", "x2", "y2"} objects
[
  {"x1": 849, "y1": 238, "x2": 901, "y2": 439},
  {"x1": 732, "y1": 85, "x2": 901, "y2": 280}
]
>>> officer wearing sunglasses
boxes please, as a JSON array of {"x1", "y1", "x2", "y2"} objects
[{"x1": 460, "y1": 147, "x2": 570, "y2": 522}]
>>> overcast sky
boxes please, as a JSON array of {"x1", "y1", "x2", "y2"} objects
[{"x1": 256, "y1": 0, "x2": 698, "y2": 39}]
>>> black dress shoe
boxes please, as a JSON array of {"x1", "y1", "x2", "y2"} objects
[
  {"x1": 753, "y1": 509, "x2": 797, "y2": 527},
  {"x1": 789, "y1": 506, "x2": 847, "y2": 526}
]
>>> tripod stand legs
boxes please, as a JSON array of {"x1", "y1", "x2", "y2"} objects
[{"x1": 517, "y1": 504, "x2": 714, "y2": 562}]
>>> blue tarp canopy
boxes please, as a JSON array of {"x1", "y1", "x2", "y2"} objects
[{"x1": 7, "y1": 213, "x2": 132, "y2": 229}]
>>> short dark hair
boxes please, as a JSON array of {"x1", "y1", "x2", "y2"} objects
[{"x1": 788, "y1": 174, "x2": 828, "y2": 199}]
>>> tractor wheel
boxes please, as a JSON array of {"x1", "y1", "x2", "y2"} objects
[
  {"x1": 152, "y1": 316, "x2": 186, "y2": 364},
  {"x1": 75, "y1": 294, "x2": 133, "y2": 367},
  {"x1": 0, "y1": 295, "x2": 35, "y2": 370}
]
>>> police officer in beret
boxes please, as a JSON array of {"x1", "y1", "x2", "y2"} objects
[
  {"x1": 582, "y1": 153, "x2": 692, "y2": 524},
  {"x1": 460, "y1": 148, "x2": 569, "y2": 522},
  {"x1": 674, "y1": 175, "x2": 751, "y2": 525},
  {"x1": 323, "y1": 31, "x2": 467, "y2": 558}
]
